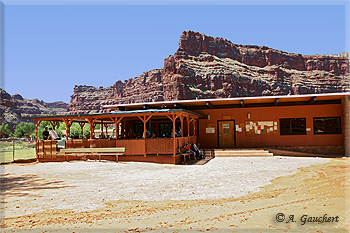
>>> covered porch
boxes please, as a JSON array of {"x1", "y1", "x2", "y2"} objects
[{"x1": 30, "y1": 109, "x2": 201, "y2": 164}]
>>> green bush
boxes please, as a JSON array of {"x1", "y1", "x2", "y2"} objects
[{"x1": 0, "y1": 123, "x2": 12, "y2": 136}]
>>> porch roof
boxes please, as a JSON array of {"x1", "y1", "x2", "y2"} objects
[{"x1": 28, "y1": 108, "x2": 203, "y2": 123}]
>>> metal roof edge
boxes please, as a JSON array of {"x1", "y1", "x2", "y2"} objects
[{"x1": 103, "y1": 92, "x2": 350, "y2": 109}]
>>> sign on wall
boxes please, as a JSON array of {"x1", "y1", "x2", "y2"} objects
[
  {"x1": 206, "y1": 123, "x2": 215, "y2": 134},
  {"x1": 244, "y1": 121, "x2": 278, "y2": 136}
]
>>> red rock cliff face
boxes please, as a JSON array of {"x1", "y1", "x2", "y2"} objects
[
  {"x1": 176, "y1": 31, "x2": 348, "y2": 75},
  {"x1": 68, "y1": 31, "x2": 349, "y2": 114}
]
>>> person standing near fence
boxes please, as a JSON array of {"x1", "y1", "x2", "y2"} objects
[{"x1": 42, "y1": 127, "x2": 49, "y2": 140}]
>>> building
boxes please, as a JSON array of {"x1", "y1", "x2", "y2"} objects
[{"x1": 30, "y1": 92, "x2": 350, "y2": 164}]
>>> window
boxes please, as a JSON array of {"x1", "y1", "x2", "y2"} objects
[
  {"x1": 314, "y1": 117, "x2": 341, "y2": 134},
  {"x1": 280, "y1": 118, "x2": 306, "y2": 135}
]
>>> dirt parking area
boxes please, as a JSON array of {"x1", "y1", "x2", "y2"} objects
[{"x1": 1, "y1": 157, "x2": 349, "y2": 232}]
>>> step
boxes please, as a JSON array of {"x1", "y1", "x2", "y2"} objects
[
  {"x1": 214, "y1": 152, "x2": 274, "y2": 157},
  {"x1": 214, "y1": 150, "x2": 270, "y2": 154},
  {"x1": 214, "y1": 149, "x2": 266, "y2": 151},
  {"x1": 212, "y1": 149, "x2": 273, "y2": 157}
]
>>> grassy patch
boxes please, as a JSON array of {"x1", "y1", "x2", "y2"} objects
[{"x1": 0, "y1": 142, "x2": 36, "y2": 163}]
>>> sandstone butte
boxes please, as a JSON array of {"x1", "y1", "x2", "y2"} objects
[{"x1": 68, "y1": 31, "x2": 349, "y2": 115}]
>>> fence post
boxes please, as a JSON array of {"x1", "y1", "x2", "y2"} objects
[{"x1": 12, "y1": 140, "x2": 15, "y2": 161}]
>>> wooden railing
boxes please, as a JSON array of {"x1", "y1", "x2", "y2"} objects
[
  {"x1": 145, "y1": 138, "x2": 173, "y2": 154},
  {"x1": 37, "y1": 140, "x2": 58, "y2": 159},
  {"x1": 37, "y1": 136, "x2": 198, "y2": 159},
  {"x1": 116, "y1": 139, "x2": 146, "y2": 155}
]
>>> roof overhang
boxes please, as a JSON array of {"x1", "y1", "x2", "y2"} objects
[
  {"x1": 104, "y1": 92, "x2": 350, "y2": 111},
  {"x1": 27, "y1": 108, "x2": 203, "y2": 122}
]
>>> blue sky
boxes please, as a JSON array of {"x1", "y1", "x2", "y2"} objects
[{"x1": 1, "y1": 0, "x2": 349, "y2": 103}]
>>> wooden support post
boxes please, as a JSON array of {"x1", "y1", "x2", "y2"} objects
[
  {"x1": 35, "y1": 120, "x2": 41, "y2": 159},
  {"x1": 138, "y1": 115, "x2": 152, "y2": 139},
  {"x1": 35, "y1": 120, "x2": 41, "y2": 141},
  {"x1": 93, "y1": 123, "x2": 98, "y2": 138},
  {"x1": 78, "y1": 122, "x2": 85, "y2": 139},
  {"x1": 85, "y1": 118, "x2": 96, "y2": 139},
  {"x1": 138, "y1": 115, "x2": 152, "y2": 157},
  {"x1": 105, "y1": 124, "x2": 108, "y2": 137},
  {"x1": 193, "y1": 119, "x2": 197, "y2": 137},
  {"x1": 101, "y1": 120, "x2": 104, "y2": 138},
  {"x1": 49, "y1": 121, "x2": 58, "y2": 130},
  {"x1": 167, "y1": 113, "x2": 180, "y2": 158},
  {"x1": 187, "y1": 116, "x2": 190, "y2": 137},
  {"x1": 62, "y1": 119, "x2": 72, "y2": 138},
  {"x1": 111, "y1": 117, "x2": 124, "y2": 139},
  {"x1": 180, "y1": 115, "x2": 184, "y2": 137}
]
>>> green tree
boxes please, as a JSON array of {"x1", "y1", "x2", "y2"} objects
[
  {"x1": 68, "y1": 123, "x2": 91, "y2": 139},
  {"x1": 56, "y1": 122, "x2": 90, "y2": 139},
  {"x1": 14, "y1": 122, "x2": 36, "y2": 138},
  {"x1": 0, "y1": 123, "x2": 12, "y2": 136}
]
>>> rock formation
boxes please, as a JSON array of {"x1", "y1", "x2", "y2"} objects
[
  {"x1": 0, "y1": 89, "x2": 21, "y2": 131},
  {"x1": 0, "y1": 88, "x2": 68, "y2": 131},
  {"x1": 71, "y1": 31, "x2": 348, "y2": 114}
]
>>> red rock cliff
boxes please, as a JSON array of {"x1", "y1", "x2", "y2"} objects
[
  {"x1": 68, "y1": 31, "x2": 349, "y2": 114},
  {"x1": 0, "y1": 89, "x2": 68, "y2": 131}
]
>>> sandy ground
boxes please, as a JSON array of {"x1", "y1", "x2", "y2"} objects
[{"x1": 1, "y1": 157, "x2": 349, "y2": 232}]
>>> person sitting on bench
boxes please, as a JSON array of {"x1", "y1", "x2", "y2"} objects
[
  {"x1": 193, "y1": 143, "x2": 204, "y2": 160},
  {"x1": 185, "y1": 143, "x2": 196, "y2": 160}
]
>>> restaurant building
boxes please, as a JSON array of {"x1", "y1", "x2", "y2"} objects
[{"x1": 30, "y1": 92, "x2": 350, "y2": 164}]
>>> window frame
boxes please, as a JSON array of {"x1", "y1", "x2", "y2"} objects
[
  {"x1": 279, "y1": 118, "x2": 307, "y2": 135},
  {"x1": 313, "y1": 116, "x2": 341, "y2": 135}
]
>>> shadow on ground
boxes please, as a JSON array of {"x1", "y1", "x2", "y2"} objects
[{"x1": 0, "y1": 173, "x2": 73, "y2": 197}]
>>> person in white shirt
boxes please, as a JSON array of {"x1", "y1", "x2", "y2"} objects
[{"x1": 49, "y1": 128, "x2": 60, "y2": 140}]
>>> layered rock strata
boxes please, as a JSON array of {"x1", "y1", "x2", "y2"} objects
[{"x1": 67, "y1": 31, "x2": 348, "y2": 114}]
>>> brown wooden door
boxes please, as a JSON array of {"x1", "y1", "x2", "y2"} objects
[{"x1": 218, "y1": 121, "x2": 235, "y2": 148}]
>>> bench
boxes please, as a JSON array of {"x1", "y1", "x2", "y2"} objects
[
  {"x1": 178, "y1": 147, "x2": 194, "y2": 164},
  {"x1": 59, "y1": 147, "x2": 125, "y2": 162}
]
